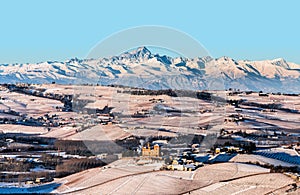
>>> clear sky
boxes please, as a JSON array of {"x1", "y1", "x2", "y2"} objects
[{"x1": 0, "y1": 0, "x2": 299, "y2": 64}]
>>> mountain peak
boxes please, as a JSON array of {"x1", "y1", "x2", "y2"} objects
[
  {"x1": 270, "y1": 58, "x2": 289, "y2": 69},
  {"x1": 130, "y1": 46, "x2": 152, "y2": 57},
  {"x1": 271, "y1": 58, "x2": 286, "y2": 63},
  {"x1": 216, "y1": 56, "x2": 237, "y2": 63},
  {"x1": 119, "y1": 46, "x2": 152, "y2": 60},
  {"x1": 136, "y1": 46, "x2": 151, "y2": 54}
]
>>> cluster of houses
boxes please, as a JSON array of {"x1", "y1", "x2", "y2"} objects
[
  {"x1": 140, "y1": 141, "x2": 202, "y2": 171},
  {"x1": 166, "y1": 158, "x2": 203, "y2": 171},
  {"x1": 285, "y1": 172, "x2": 300, "y2": 182},
  {"x1": 139, "y1": 137, "x2": 251, "y2": 172},
  {"x1": 215, "y1": 145, "x2": 244, "y2": 154}
]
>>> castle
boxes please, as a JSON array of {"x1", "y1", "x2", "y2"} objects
[{"x1": 142, "y1": 143, "x2": 160, "y2": 157}]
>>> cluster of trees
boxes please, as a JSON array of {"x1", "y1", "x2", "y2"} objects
[
  {"x1": 213, "y1": 141, "x2": 257, "y2": 154},
  {"x1": 227, "y1": 99, "x2": 244, "y2": 107},
  {"x1": 40, "y1": 154, "x2": 62, "y2": 168},
  {"x1": 282, "y1": 93, "x2": 299, "y2": 96},
  {"x1": 270, "y1": 165, "x2": 299, "y2": 173},
  {"x1": 168, "y1": 134, "x2": 205, "y2": 145},
  {"x1": 122, "y1": 88, "x2": 215, "y2": 100},
  {"x1": 2, "y1": 171, "x2": 54, "y2": 183},
  {"x1": 0, "y1": 159, "x2": 53, "y2": 183},
  {"x1": 122, "y1": 88, "x2": 233, "y2": 106},
  {"x1": 54, "y1": 138, "x2": 146, "y2": 157},
  {"x1": 13, "y1": 136, "x2": 55, "y2": 145},
  {"x1": 241, "y1": 102, "x2": 282, "y2": 110},
  {"x1": 251, "y1": 161, "x2": 298, "y2": 173},
  {"x1": 0, "y1": 159, "x2": 31, "y2": 172},
  {"x1": 19, "y1": 171, "x2": 54, "y2": 183},
  {"x1": 0, "y1": 155, "x2": 106, "y2": 182},
  {"x1": 71, "y1": 95, "x2": 93, "y2": 112},
  {"x1": 55, "y1": 158, "x2": 106, "y2": 177},
  {"x1": 54, "y1": 140, "x2": 93, "y2": 156},
  {"x1": 0, "y1": 136, "x2": 55, "y2": 153},
  {"x1": 54, "y1": 140, "x2": 125, "y2": 156},
  {"x1": 123, "y1": 89, "x2": 178, "y2": 97},
  {"x1": 241, "y1": 101, "x2": 298, "y2": 113}
]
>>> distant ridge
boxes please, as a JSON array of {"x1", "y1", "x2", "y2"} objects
[{"x1": 1, "y1": 47, "x2": 300, "y2": 93}]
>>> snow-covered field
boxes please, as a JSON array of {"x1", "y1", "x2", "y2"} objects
[
  {"x1": 230, "y1": 154, "x2": 298, "y2": 167},
  {"x1": 50, "y1": 160, "x2": 295, "y2": 194},
  {"x1": 0, "y1": 183, "x2": 61, "y2": 194}
]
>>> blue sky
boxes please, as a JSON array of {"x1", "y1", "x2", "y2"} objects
[{"x1": 0, "y1": 0, "x2": 299, "y2": 63}]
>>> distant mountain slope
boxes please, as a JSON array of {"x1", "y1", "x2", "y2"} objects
[{"x1": 1, "y1": 47, "x2": 300, "y2": 93}]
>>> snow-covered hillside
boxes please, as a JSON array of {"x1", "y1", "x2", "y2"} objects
[{"x1": 1, "y1": 47, "x2": 300, "y2": 93}]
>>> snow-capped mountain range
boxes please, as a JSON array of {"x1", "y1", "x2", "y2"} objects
[{"x1": 1, "y1": 47, "x2": 300, "y2": 93}]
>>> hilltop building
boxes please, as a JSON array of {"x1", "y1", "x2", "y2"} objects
[{"x1": 142, "y1": 143, "x2": 160, "y2": 157}]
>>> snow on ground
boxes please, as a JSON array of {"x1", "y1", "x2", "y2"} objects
[
  {"x1": 230, "y1": 154, "x2": 298, "y2": 167},
  {"x1": 189, "y1": 173, "x2": 295, "y2": 195},
  {"x1": 193, "y1": 162, "x2": 269, "y2": 183},
  {"x1": 0, "y1": 124, "x2": 48, "y2": 134},
  {"x1": 52, "y1": 160, "x2": 272, "y2": 194},
  {"x1": 0, "y1": 183, "x2": 61, "y2": 194},
  {"x1": 0, "y1": 159, "x2": 291, "y2": 194},
  {"x1": 66, "y1": 124, "x2": 131, "y2": 141}
]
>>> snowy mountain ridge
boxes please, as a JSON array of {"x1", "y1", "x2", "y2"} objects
[{"x1": 1, "y1": 47, "x2": 300, "y2": 93}]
